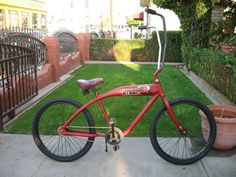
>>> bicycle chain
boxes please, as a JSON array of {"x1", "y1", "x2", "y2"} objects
[
  {"x1": 68, "y1": 126, "x2": 110, "y2": 129},
  {"x1": 67, "y1": 126, "x2": 123, "y2": 152},
  {"x1": 68, "y1": 126, "x2": 110, "y2": 145}
]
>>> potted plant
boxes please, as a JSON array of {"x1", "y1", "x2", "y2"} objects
[
  {"x1": 200, "y1": 105, "x2": 236, "y2": 150},
  {"x1": 220, "y1": 35, "x2": 236, "y2": 54}
]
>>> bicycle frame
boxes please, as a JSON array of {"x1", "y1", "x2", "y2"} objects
[
  {"x1": 32, "y1": 7, "x2": 215, "y2": 165},
  {"x1": 60, "y1": 79, "x2": 186, "y2": 138},
  {"x1": 59, "y1": 8, "x2": 186, "y2": 138}
]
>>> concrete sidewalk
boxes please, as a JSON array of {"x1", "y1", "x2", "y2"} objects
[{"x1": 0, "y1": 134, "x2": 236, "y2": 177}]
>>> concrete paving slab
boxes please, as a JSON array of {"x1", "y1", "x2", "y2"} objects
[
  {"x1": 0, "y1": 134, "x2": 210, "y2": 177},
  {"x1": 202, "y1": 149, "x2": 236, "y2": 177}
]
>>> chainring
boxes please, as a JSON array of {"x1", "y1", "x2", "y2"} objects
[{"x1": 105, "y1": 127, "x2": 123, "y2": 145}]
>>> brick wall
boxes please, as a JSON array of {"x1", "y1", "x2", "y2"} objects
[
  {"x1": 0, "y1": 33, "x2": 91, "y2": 130},
  {"x1": 211, "y1": 5, "x2": 224, "y2": 22},
  {"x1": 37, "y1": 33, "x2": 90, "y2": 90}
]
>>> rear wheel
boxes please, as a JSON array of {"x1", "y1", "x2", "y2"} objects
[
  {"x1": 32, "y1": 98, "x2": 96, "y2": 162},
  {"x1": 150, "y1": 98, "x2": 216, "y2": 165}
]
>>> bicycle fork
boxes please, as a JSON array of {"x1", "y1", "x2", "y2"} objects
[{"x1": 160, "y1": 93, "x2": 187, "y2": 135}]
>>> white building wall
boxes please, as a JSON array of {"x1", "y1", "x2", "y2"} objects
[{"x1": 47, "y1": 0, "x2": 181, "y2": 36}]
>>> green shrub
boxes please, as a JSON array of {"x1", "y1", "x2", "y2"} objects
[
  {"x1": 154, "y1": 0, "x2": 212, "y2": 48},
  {"x1": 90, "y1": 31, "x2": 182, "y2": 62},
  {"x1": 186, "y1": 47, "x2": 236, "y2": 104}
]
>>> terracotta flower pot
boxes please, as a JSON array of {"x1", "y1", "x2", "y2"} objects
[
  {"x1": 224, "y1": 25, "x2": 235, "y2": 34},
  {"x1": 220, "y1": 44, "x2": 236, "y2": 54},
  {"x1": 200, "y1": 105, "x2": 236, "y2": 150}
]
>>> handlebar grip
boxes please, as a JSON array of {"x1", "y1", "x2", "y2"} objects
[
  {"x1": 138, "y1": 25, "x2": 148, "y2": 30},
  {"x1": 145, "y1": 8, "x2": 157, "y2": 15}
]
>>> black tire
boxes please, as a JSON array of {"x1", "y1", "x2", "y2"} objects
[
  {"x1": 32, "y1": 98, "x2": 96, "y2": 162},
  {"x1": 150, "y1": 98, "x2": 216, "y2": 165}
]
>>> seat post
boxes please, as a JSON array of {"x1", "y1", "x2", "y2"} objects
[
  {"x1": 95, "y1": 93, "x2": 110, "y2": 126},
  {"x1": 91, "y1": 88, "x2": 99, "y2": 94}
]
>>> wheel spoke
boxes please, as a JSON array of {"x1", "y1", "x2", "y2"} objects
[
  {"x1": 32, "y1": 99, "x2": 95, "y2": 161},
  {"x1": 151, "y1": 99, "x2": 216, "y2": 164}
]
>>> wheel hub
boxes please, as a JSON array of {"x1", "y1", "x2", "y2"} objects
[{"x1": 57, "y1": 126, "x2": 67, "y2": 135}]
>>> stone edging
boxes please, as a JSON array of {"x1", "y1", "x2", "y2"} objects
[{"x1": 181, "y1": 69, "x2": 235, "y2": 106}]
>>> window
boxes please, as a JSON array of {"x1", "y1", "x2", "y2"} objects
[
  {"x1": 41, "y1": 15, "x2": 46, "y2": 28},
  {"x1": 32, "y1": 13, "x2": 38, "y2": 28},
  {"x1": 22, "y1": 12, "x2": 30, "y2": 28},
  {"x1": 0, "y1": 9, "x2": 4, "y2": 28},
  {"x1": 9, "y1": 11, "x2": 18, "y2": 27}
]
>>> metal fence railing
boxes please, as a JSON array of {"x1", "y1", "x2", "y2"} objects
[
  {"x1": 0, "y1": 27, "x2": 47, "y2": 66},
  {"x1": 0, "y1": 44, "x2": 37, "y2": 130}
]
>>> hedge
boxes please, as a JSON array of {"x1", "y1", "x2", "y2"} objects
[
  {"x1": 154, "y1": 0, "x2": 212, "y2": 48},
  {"x1": 184, "y1": 47, "x2": 236, "y2": 104},
  {"x1": 90, "y1": 31, "x2": 182, "y2": 63}
]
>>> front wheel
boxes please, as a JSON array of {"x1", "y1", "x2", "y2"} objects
[
  {"x1": 150, "y1": 98, "x2": 216, "y2": 165},
  {"x1": 32, "y1": 98, "x2": 96, "y2": 162}
]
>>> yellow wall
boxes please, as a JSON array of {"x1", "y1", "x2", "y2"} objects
[
  {"x1": 0, "y1": 4, "x2": 47, "y2": 14},
  {"x1": 0, "y1": 0, "x2": 47, "y2": 29},
  {"x1": 0, "y1": 0, "x2": 47, "y2": 12}
]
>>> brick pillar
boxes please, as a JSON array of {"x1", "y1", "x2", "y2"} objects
[
  {"x1": 76, "y1": 33, "x2": 91, "y2": 62},
  {"x1": 83, "y1": 33, "x2": 91, "y2": 61},
  {"x1": 76, "y1": 34, "x2": 85, "y2": 63},
  {"x1": 43, "y1": 36, "x2": 60, "y2": 82},
  {"x1": 211, "y1": 5, "x2": 224, "y2": 22}
]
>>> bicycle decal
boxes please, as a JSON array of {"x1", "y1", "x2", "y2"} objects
[{"x1": 121, "y1": 84, "x2": 151, "y2": 96}]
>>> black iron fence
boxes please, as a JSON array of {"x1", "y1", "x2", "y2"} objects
[
  {"x1": 0, "y1": 44, "x2": 37, "y2": 130},
  {"x1": 0, "y1": 27, "x2": 47, "y2": 66},
  {"x1": 54, "y1": 31, "x2": 77, "y2": 59}
]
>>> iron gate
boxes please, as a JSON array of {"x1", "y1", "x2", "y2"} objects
[
  {"x1": 0, "y1": 44, "x2": 37, "y2": 130},
  {"x1": 53, "y1": 31, "x2": 77, "y2": 59},
  {"x1": 0, "y1": 28, "x2": 47, "y2": 66}
]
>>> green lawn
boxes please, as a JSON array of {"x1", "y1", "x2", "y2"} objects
[{"x1": 6, "y1": 64, "x2": 211, "y2": 136}]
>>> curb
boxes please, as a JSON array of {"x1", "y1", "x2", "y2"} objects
[{"x1": 181, "y1": 69, "x2": 235, "y2": 106}]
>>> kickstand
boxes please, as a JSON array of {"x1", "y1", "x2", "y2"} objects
[
  {"x1": 105, "y1": 137, "x2": 108, "y2": 152},
  {"x1": 113, "y1": 145, "x2": 120, "y2": 151}
]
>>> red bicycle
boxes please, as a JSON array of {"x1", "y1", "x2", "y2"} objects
[{"x1": 32, "y1": 9, "x2": 216, "y2": 165}]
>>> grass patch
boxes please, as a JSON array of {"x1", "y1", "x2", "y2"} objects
[{"x1": 6, "y1": 64, "x2": 211, "y2": 136}]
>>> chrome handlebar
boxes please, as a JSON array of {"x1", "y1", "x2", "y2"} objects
[{"x1": 142, "y1": 8, "x2": 167, "y2": 70}]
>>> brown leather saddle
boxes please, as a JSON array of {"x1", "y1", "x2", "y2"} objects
[{"x1": 77, "y1": 78, "x2": 104, "y2": 90}]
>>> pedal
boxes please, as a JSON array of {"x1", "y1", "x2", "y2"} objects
[{"x1": 113, "y1": 145, "x2": 120, "y2": 151}]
